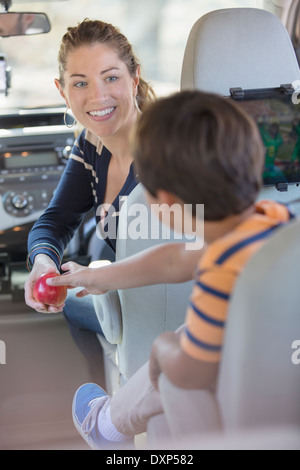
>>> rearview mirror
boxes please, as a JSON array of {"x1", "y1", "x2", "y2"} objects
[{"x1": 0, "y1": 12, "x2": 51, "y2": 37}]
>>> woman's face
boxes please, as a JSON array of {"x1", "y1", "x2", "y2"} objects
[{"x1": 55, "y1": 43, "x2": 140, "y2": 139}]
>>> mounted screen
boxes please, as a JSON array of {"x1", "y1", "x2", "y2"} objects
[{"x1": 230, "y1": 85, "x2": 300, "y2": 189}]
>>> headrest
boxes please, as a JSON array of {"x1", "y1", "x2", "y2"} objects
[{"x1": 181, "y1": 8, "x2": 300, "y2": 95}]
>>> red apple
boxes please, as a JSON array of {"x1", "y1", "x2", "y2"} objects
[{"x1": 33, "y1": 273, "x2": 67, "y2": 306}]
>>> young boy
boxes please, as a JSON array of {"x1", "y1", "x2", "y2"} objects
[{"x1": 48, "y1": 90, "x2": 292, "y2": 449}]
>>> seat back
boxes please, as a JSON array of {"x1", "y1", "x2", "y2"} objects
[
  {"x1": 181, "y1": 7, "x2": 300, "y2": 208},
  {"x1": 217, "y1": 218, "x2": 300, "y2": 430},
  {"x1": 181, "y1": 7, "x2": 300, "y2": 95},
  {"x1": 116, "y1": 184, "x2": 194, "y2": 379},
  {"x1": 152, "y1": 219, "x2": 300, "y2": 446},
  {"x1": 93, "y1": 183, "x2": 194, "y2": 390}
]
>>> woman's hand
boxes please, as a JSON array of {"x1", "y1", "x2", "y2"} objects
[{"x1": 24, "y1": 254, "x2": 63, "y2": 313}]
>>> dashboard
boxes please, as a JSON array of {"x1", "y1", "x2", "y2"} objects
[
  {"x1": 0, "y1": 107, "x2": 75, "y2": 296},
  {"x1": 0, "y1": 107, "x2": 74, "y2": 224}
]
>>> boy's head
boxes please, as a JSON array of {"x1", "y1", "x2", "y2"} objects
[{"x1": 133, "y1": 90, "x2": 264, "y2": 220}]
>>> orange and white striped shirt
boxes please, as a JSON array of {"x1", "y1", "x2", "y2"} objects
[{"x1": 180, "y1": 200, "x2": 292, "y2": 363}]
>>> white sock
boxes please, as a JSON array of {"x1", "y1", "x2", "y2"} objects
[{"x1": 97, "y1": 402, "x2": 130, "y2": 442}]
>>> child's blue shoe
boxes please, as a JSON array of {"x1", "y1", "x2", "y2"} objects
[{"x1": 72, "y1": 383, "x2": 134, "y2": 450}]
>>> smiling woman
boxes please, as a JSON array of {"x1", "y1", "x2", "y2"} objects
[
  {"x1": 24, "y1": 19, "x2": 155, "y2": 381},
  {"x1": 54, "y1": 43, "x2": 140, "y2": 141}
]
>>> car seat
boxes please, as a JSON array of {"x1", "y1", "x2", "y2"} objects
[
  {"x1": 93, "y1": 183, "x2": 195, "y2": 394},
  {"x1": 181, "y1": 6, "x2": 300, "y2": 209},
  {"x1": 152, "y1": 217, "x2": 300, "y2": 449}
]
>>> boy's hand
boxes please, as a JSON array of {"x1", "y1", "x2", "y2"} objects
[{"x1": 46, "y1": 261, "x2": 109, "y2": 297}]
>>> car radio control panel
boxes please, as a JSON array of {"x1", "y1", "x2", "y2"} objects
[
  {"x1": 0, "y1": 108, "x2": 79, "y2": 297},
  {"x1": 0, "y1": 108, "x2": 75, "y2": 228}
]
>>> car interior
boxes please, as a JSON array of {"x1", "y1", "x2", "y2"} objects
[{"x1": 0, "y1": 0, "x2": 300, "y2": 451}]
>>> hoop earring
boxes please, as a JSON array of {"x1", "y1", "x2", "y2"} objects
[{"x1": 64, "y1": 108, "x2": 76, "y2": 128}]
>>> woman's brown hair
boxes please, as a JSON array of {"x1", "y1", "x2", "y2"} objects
[{"x1": 58, "y1": 19, "x2": 155, "y2": 111}]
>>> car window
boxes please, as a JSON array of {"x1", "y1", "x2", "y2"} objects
[{"x1": 0, "y1": 0, "x2": 258, "y2": 110}]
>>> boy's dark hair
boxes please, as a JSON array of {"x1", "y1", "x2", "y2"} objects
[{"x1": 133, "y1": 90, "x2": 264, "y2": 220}]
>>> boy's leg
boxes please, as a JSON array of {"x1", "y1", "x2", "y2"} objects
[
  {"x1": 110, "y1": 324, "x2": 186, "y2": 436},
  {"x1": 73, "y1": 325, "x2": 190, "y2": 447},
  {"x1": 110, "y1": 360, "x2": 164, "y2": 435},
  {"x1": 110, "y1": 365, "x2": 221, "y2": 441},
  {"x1": 158, "y1": 373, "x2": 222, "y2": 443}
]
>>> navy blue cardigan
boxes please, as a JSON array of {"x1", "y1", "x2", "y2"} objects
[{"x1": 27, "y1": 129, "x2": 138, "y2": 270}]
